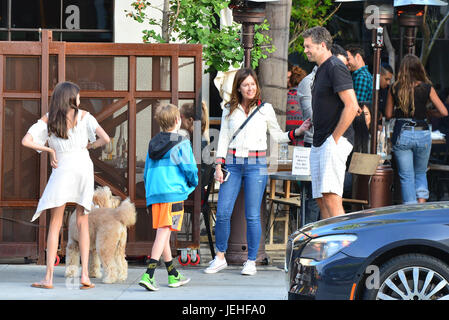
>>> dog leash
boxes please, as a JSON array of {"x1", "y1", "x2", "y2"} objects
[
  {"x1": 0, "y1": 202, "x2": 100, "y2": 228},
  {"x1": 0, "y1": 216, "x2": 46, "y2": 228}
]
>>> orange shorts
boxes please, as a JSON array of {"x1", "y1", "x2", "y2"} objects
[{"x1": 151, "y1": 201, "x2": 184, "y2": 231}]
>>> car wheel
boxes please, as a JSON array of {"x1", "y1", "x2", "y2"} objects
[{"x1": 364, "y1": 254, "x2": 449, "y2": 300}]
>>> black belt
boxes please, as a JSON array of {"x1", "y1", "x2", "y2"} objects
[
  {"x1": 397, "y1": 119, "x2": 428, "y2": 131},
  {"x1": 403, "y1": 126, "x2": 428, "y2": 131}
]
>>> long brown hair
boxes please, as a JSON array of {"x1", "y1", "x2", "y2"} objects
[
  {"x1": 48, "y1": 81, "x2": 80, "y2": 139},
  {"x1": 180, "y1": 101, "x2": 209, "y2": 136},
  {"x1": 392, "y1": 54, "x2": 431, "y2": 117},
  {"x1": 227, "y1": 68, "x2": 261, "y2": 116}
]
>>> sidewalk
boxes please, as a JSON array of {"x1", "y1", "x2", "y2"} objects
[{"x1": 0, "y1": 262, "x2": 286, "y2": 300}]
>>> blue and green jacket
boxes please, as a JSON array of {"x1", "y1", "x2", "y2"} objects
[{"x1": 144, "y1": 132, "x2": 198, "y2": 206}]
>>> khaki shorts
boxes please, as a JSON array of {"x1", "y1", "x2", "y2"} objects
[
  {"x1": 151, "y1": 201, "x2": 184, "y2": 231},
  {"x1": 310, "y1": 135, "x2": 352, "y2": 199}
]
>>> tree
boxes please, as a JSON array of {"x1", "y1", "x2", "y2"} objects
[
  {"x1": 421, "y1": 5, "x2": 449, "y2": 67},
  {"x1": 126, "y1": 0, "x2": 274, "y2": 73},
  {"x1": 258, "y1": 0, "x2": 292, "y2": 130},
  {"x1": 258, "y1": 0, "x2": 340, "y2": 131},
  {"x1": 289, "y1": 0, "x2": 341, "y2": 54}
]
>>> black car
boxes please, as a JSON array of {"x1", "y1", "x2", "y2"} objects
[{"x1": 285, "y1": 202, "x2": 449, "y2": 300}]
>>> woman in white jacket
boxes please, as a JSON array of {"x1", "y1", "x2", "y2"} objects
[{"x1": 204, "y1": 68, "x2": 311, "y2": 275}]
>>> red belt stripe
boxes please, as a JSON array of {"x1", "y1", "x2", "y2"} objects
[{"x1": 227, "y1": 149, "x2": 267, "y2": 157}]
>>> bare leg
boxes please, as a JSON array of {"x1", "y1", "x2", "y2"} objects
[
  {"x1": 161, "y1": 232, "x2": 173, "y2": 262},
  {"x1": 33, "y1": 204, "x2": 65, "y2": 287},
  {"x1": 76, "y1": 205, "x2": 91, "y2": 285},
  {"x1": 151, "y1": 227, "x2": 171, "y2": 261},
  {"x1": 418, "y1": 198, "x2": 426, "y2": 203},
  {"x1": 322, "y1": 193, "x2": 345, "y2": 218},
  {"x1": 316, "y1": 198, "x2": 330, "y2": 220},
  {"x1": 215, "y1": 252, "x2": 225, "y2": 259}
]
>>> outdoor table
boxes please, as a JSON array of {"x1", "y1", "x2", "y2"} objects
[
  {"x1": 268, "y1": 171, "x2": 312, "y2": 231},
  {"x1": 432, "y1": 138, "x2": 446, "y2": 145}
]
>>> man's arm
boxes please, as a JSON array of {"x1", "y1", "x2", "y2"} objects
[{"x1": 333, "y1": 89, "x2": 359, "y2": 143}]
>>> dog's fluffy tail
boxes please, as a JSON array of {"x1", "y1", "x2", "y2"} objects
[{"x1": 113, "y1": 198, "x2": 137, "y2": 227}]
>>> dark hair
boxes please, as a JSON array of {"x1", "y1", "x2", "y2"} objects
[
  {"x1": 289, "y1": 66, "x2": 307, "y2": 88},
  {"x1": 180, "y1": 101, "x2": 209, "y2": 136},
  {"x1": 228, "y1": 68, "x2": 261, "y2": 116},
  {"x1": 353, "y1": 101, "x2": 371, "y2": 153},
  {"x1": 360, "y1": 101, "x2": 372, "y2": 110},
  {"x1": 48, "y1": 81, "x2": 80, "y2": 139},
  {"x1": 381, "y1": 63, "x2": 394, "y2": 75},
  {"x1": 331, "y1": 44, "x2": 348, "y2": 58},
  {"x1": 301, "y1": 26, "x2": 333, "y2": 50},
  {"x1": 345, "y1": 44, "x2": 365, "y2": 61},
  {"x1": 353, "y1": 114, "x2": 370, "y2": 153}
]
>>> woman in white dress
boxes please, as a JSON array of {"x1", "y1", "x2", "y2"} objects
[{"x1": 22, "y1": 81, "x2": 110, "y2": 289}]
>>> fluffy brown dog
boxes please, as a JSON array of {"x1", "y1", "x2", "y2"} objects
[{"x1": 65, "y1": 186, "x2": 136, "y2": 283}]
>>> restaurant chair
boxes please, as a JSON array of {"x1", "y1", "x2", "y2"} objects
[
  {"x1": 201, "y1": 163, "x2": 216, "y2": 258},
  {"x1": 343, "y1": 152, "x2": 381, "y2": 211},
  {"x1": 266, "y1": 177, "x2": 302, "y2": 249}
]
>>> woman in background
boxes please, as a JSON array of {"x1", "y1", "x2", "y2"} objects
[
  {"x1": 385, "y1": 54, "x2": 448, "y2": 204},
  {"x1": 286, "y1": 65, "x2": 308, "y2": 146}
]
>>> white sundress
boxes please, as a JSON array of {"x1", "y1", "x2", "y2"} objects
[{"x1": 27, "y1": 111, "x2": 99, "y2": 222}]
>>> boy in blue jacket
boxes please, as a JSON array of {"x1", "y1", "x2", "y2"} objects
[{"x1": 139, "y1": 104, "x2": 198, "y2": 291}]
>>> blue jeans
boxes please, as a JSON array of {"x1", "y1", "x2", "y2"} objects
[
  {"x1": 215, "y1": 156, "x2": 268, "y2": 261},
  {"x1": 393, "y1": 128, "x2": 431, "y2": 204}
]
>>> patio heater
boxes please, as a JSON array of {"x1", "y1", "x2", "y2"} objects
[
  {"x1": 335, "y1": 0, "x2": 447, "y2": 207},
  {"x1": 395, "y1": 0, "x2": 447, "y2": 58},
  {"x1": 229, "y1": 0, "x2": 279, "y2": 68},
  {"x1": 224, "y1": 0, "x2": 279, "y2": 265},
  {"x1": 335, "y1": 0, "x2": 447, "y2": 153},
  {"x1": 334, "y1": 0, "x2": 394, "y2": 155},
  {"x1": 335, "y1": 0, "x2": 395, "y2": 208}
]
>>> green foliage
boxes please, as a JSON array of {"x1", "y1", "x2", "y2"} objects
[
  {"x1": 126, "y1": 0, "x2": 275, "y2": 73},
  {"x1": 289, "y1": 0, "x2": 336, "y2": 54}
]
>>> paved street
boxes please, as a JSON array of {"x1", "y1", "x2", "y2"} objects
[{"x1": 0, "y1": 262, "x2": 286, "y2": 300}]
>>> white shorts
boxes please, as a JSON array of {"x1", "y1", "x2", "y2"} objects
[{"x1": 310, "y1": 135, "x2": 353, "y2": 199}]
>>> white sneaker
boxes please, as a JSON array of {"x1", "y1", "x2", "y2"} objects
[
  {"x1": 241, "y1": 260, "x2": 257, "y2": 276},
  {"x1": 204, "y1": 257, "x2": 227, "y2": 274}
]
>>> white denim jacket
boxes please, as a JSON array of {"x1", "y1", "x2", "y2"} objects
[{"x1": 215, "y1": 102, "x2": 296, "y2": 164}]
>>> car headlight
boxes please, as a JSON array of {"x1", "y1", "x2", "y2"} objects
[{"x1": 300, "y1": 234, "x2": 357, "y2": 262}]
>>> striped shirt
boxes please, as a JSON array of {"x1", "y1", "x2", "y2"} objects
[{"x1": 286, "y1": 88, "x2": 304, "y2": 146}]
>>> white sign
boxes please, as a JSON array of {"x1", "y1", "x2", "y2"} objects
[{"x1": 292, "y1": 147, "x2": 311, "y2": 176}]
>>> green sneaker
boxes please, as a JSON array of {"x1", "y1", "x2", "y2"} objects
[
  {"x1": 139, "y1": 273, "x2": 159, "y2": 291},
  {"x1": 168, "y1": 273, "x2": 191, "y2": 288}
]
